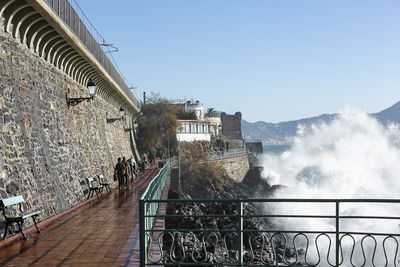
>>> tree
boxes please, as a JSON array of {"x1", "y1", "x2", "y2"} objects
[
  {"x1": 176, "y1": 110, "x2": 197, "y2": 120},
  {"x1": 205, "y1": 107, "x2": 217, "y2": 117},
  {"x1": 136, "y1": 93, "x2": 178, "y2": 156}
]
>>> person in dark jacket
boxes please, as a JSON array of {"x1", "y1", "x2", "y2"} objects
[{"x1": 114, "y1": 157, "x2": 125, "y2": 187}]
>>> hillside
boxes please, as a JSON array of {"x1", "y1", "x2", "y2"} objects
[{"x1": 242, "y1": 101, "x2": 400, "y2": 144}]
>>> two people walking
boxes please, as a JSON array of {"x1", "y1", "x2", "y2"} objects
[{"x1": 114, "y1": 156, "x2": 138, "y2": 188}]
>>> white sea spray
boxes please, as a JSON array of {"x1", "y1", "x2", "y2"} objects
[{"x1": 261, "y1": 106, "x2": 400, "y2": 266}]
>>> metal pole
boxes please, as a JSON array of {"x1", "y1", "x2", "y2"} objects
[
  {"x1": 178, "y1": 140, "x2": 182, "y2": 195},
  {"x1": 336, "y1": 201, "x2": 340, "y2": 267},
  {"x1": 238, "y1": 199, "x2": 243, "y2": 266},
  {"x1": 167, "y1": 138, "x2": 170, "y2": 160},
  {"x1": 139, "y1": 200, "x2": 146, "y2": 266}
]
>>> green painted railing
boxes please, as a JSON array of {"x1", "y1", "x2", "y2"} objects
[
  {"x1": 139, "y1": 160, "x2": 172, "y2": 263},
  {"x1": 140, "y1": 198, "x2": 400, "y2": 266},
  {"x1": 140, "y1": 161, "x2": 170, "y2": 227}
]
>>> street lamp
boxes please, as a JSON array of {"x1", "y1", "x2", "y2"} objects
[
  {"x1": 66, "y1": 79, "x2": 97, "y2": 107},
  {"x1": 107, "y1": 107, "x2": 125, "y2": 123}
]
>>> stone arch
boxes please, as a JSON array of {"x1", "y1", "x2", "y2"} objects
[
  {"x1": 0, "y1": 0, "x2": 18, "y2": 18},
  {"x1": 67, "y1": 56, "x2": 85, "y2": 78},
  {"x1": 42, "y1": 36, "x2": 63, "y2": 60},
  {"x1": 82, "y1": 69, "x2": 98, "y2": 88},
  {"x1": 61, "y1": 52, "x2": 81, "y2": 76},
  {"x1": 50, "y1": 42, "x2": 69, "y2": 64},
  {"x1": 72, "y1": 61, "x2": 89, "y2": 81},
  {"x1": 5, "y1": 4, "x2": 30, "y2": 33},
  {"x1": 31, "y1": 26, "x2": 54, "y2": 53},
  {"x1": 18, "y1": 13, "x2": 41, "y2": 44},
  {"x1": 0, "y1": 0, "x2": 23, "y2": 31},
  {"x1": 24, "y1": 19, "x2": 47, "y2": 48},
  {"x1": 38, "y1": 32, "x2": 59, "y2": 58},
  {"x1": 105, "y1": 87, "x2": 118, "y2": 101},
  {"x1": 77, "y1": 64, "x2": 93, "y2": 84},
  {"x1": 96, "y1": 80, "x2": 109, "y2": 98},
  {"x1": 56, "y1": 48, "x2": 74, "y2": 70}
]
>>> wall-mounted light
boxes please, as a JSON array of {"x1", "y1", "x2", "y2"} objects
[
  {"x1": 107, "y1": 107, "x2": 125, "y2": 123},
  {"x1": 66, "y1": 79, "x2": 97, "y2": 107}
]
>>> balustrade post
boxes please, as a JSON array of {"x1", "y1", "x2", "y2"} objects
[
  {"x1": 139, "y1": 200, "x2": 146, "y2": 266},
  {"x1": 237, "y1": 199, "x2": 243, "y2": 265},
  {"x1": 336, "y1": 201, "x2": 340, "y2": 267}
]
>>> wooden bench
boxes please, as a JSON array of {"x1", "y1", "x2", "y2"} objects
[
  {"x1": 98, "y1": 174, "x2": 111, "y2": 193},
  {"x1": 0, "y1": 195, "x2": 41, "y2": 240},
  {"x1": 86, "y1": 177, "x2": 103, "y2": 199}
]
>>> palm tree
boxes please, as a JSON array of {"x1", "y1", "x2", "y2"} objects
[{"x1": 205, "y1": 108, "x2": 216, "y2": 117}]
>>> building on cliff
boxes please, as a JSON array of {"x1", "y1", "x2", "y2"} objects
[
  {"x1": 221, "y1": 112, "x2": 243, "y2": 140},
  {"x1": 170, "y1": 99, "x2": 204, "y2": 120},
  {"x1": 173, "y1": 99, "x2": 222, "y2": 141},
  {"x1": 176, "y1": 120, "x2": 211, "y2": 142}
]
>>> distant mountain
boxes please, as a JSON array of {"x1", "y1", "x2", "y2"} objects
[
  {"x1": 242, "y1": 101, "x2": 400, "y2": 144},
  {"x1": 372, "y1": 101, "x2": 400, "y2": 124}
]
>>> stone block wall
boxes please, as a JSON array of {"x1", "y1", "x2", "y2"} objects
[
  {"x1": 216, "y1": 155, "x2": 249, "y2": 182},
  {"x1": 0, "y1": 29, "x2": 134, "y2": 228},
  {"x1": 245, "y1": 141, "x2": 263, "y2": 165}
]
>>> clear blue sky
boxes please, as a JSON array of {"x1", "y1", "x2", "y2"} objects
[{"x1": 72, "y1": 0, "x2": 400, "y2": 123}]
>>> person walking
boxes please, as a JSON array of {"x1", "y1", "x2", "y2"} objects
[
  {"x1": 143, "y1": 153, "x2": 148, "y2": 169},
  {"x1": 128, "y1": 156, "x2": 137, "y2": 182},
  {"x1": 122, "y1": 156, "x2": 131, "y2": 187},
  {"x1": 114, "y1": 157, "x2": 125, "y2": 188}
]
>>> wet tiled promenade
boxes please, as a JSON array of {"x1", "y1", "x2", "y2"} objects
[{"x1": 0, "y1": 168, "x2": 161, "y2": 266}]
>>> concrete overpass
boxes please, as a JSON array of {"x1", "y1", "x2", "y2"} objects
[{"x1": 0, "y1": 0, "x2": 140, "y2": 114}]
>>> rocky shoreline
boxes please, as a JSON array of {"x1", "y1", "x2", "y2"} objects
[{"x1": 161, "y1": 161, "x2": 289, "y2": 265}]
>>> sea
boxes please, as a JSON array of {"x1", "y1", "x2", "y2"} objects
[
  {"x1": 262, "y1": 144, "x2": 290, "y2": 156},
  {"x1": 258, "y1": 108, "x2": 400, "y2": 266}
]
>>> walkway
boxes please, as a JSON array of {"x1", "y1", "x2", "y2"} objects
[{"x1": 0, "y1": 168, "x2": 162, "y2": 266}]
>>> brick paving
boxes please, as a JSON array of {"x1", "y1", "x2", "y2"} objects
[{"x1": 0, "y1": 168, "x2": 163, "y2": 266}]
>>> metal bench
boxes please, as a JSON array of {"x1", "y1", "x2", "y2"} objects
[
  {"x1": 86, "y1": 177, "x2": 103, "y2": 199},
  {"x1": 1, "y1": 195, "x2": 41, "y2": 240},
  {"x1": 98, "y1": 174, "x2": 111, "y2": 193}
]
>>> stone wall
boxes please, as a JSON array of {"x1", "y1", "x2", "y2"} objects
[
  {"x1": 215, "y1": 155, "x2": 249, "y2": 182},
  {"x1": 245, "y1": 141, "x2": 263, "y2": 165},
  {"x1": 0, "y1": 29, "x2": 135, "y2": 229}
]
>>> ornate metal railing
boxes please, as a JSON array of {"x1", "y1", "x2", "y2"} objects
[
  {"x1": 139, "y1": 198, "x2": 400, "y2": 266},
  {"x1": 44, "y1": 0, "x2": 141, "y2": 109}
]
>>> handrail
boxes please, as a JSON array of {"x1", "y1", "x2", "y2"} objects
[
  {"x1": 139, "y1": 162, "x2": 171, "y2": 264},
  {"x1": 44, "y1": 0, "x2": 141, "y2": 110},
  {"x1": 204, "y1": 148, "x2": 246, "y2": 161},
  {"x1": 140, "y1": 198, "x2": 400, "y2": 266}
]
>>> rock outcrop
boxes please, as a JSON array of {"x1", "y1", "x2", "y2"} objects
[{"x1": 163, "y1": 164, "x2": 278, "y2": 265}]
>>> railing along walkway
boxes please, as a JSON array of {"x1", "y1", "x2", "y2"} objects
[
  {"x1": 140, "y1": 198, "x2": 400, "y2": 266},
  {"x1": 0, "y1": 167, "x2": 167, "y2": 266}
]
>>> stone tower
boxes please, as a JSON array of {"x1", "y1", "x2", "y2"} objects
[{"x1": 221, "y1": 112, "x2": 243, "y2": 140}]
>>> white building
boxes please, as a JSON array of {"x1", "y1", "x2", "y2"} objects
[
  {"x1": 170, "y1": 99, "x2": 205, "y2": 120},
  {"x1": 187, "y1": 101, "x2": 204, "y2": 120},
  {"x1": 204, "y1": 116, "x2": 221, "y2": 138},
  {"x1": 176, "y1": 120, "x2": 211, "y2": 142}
]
